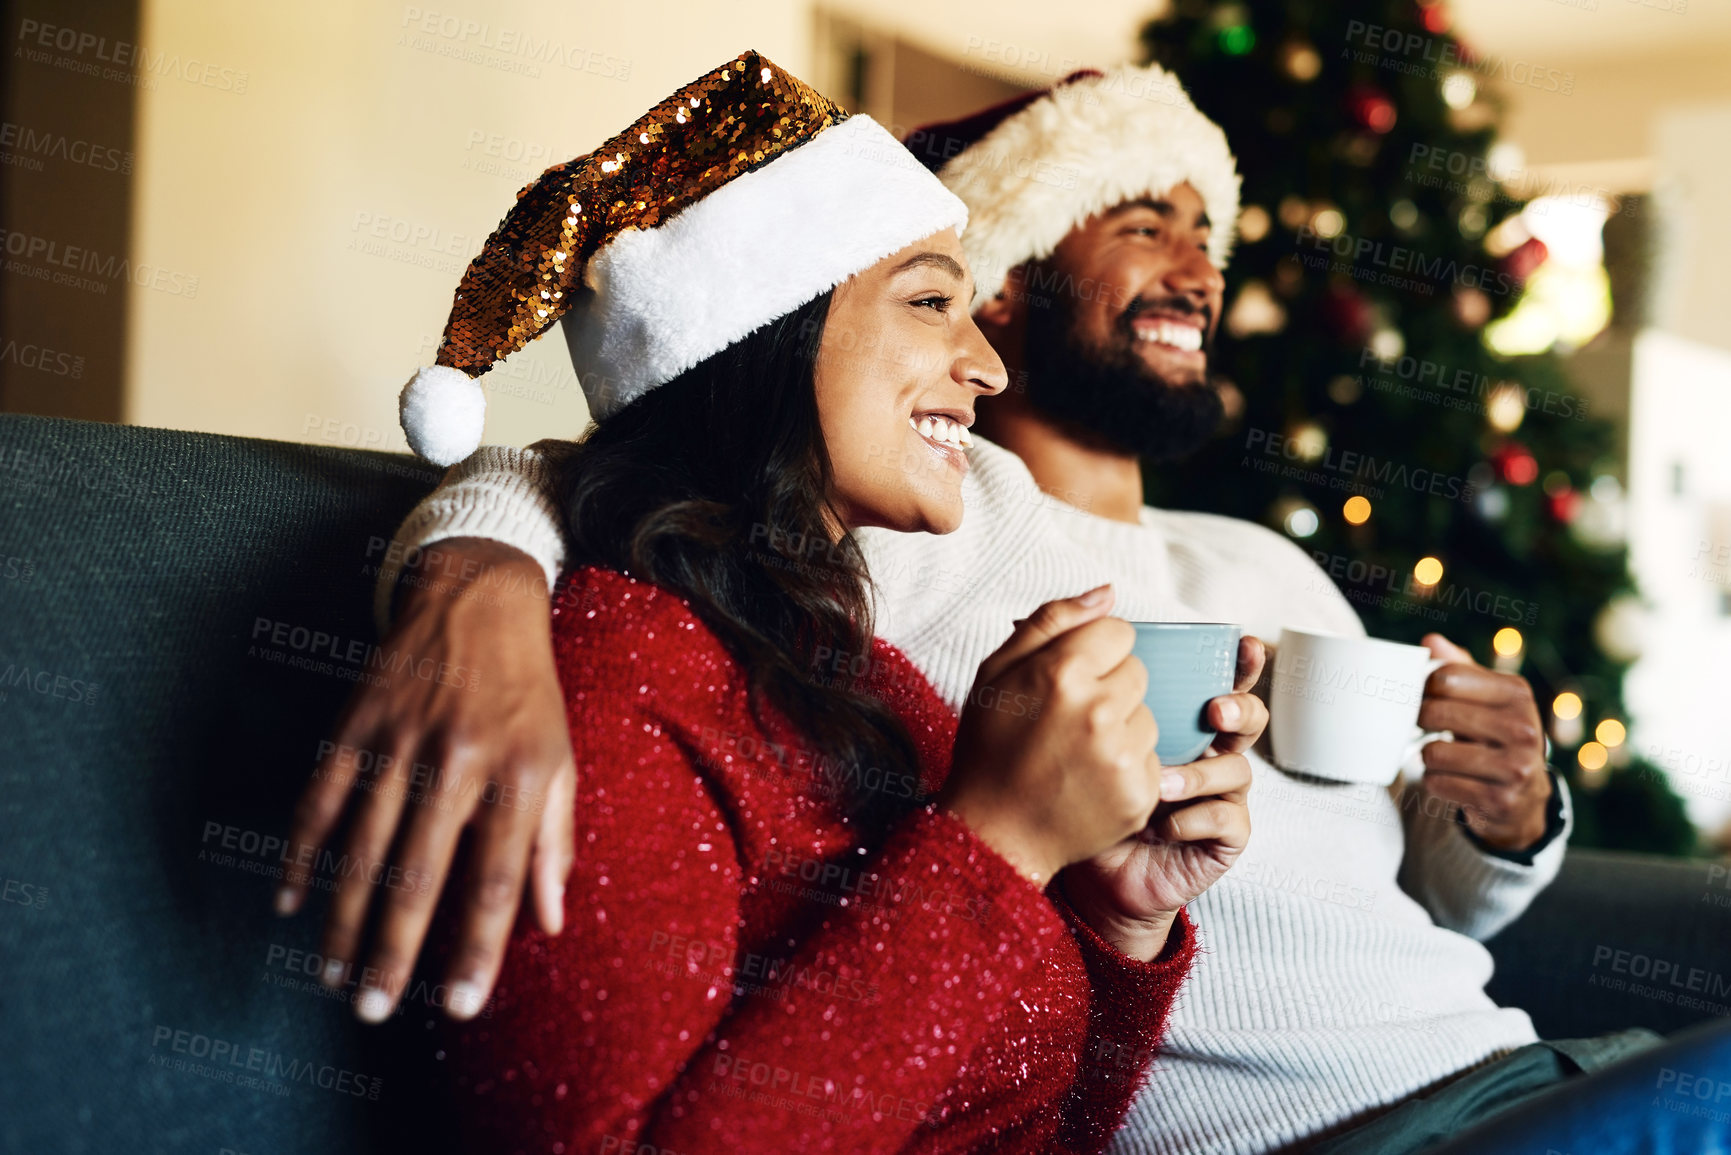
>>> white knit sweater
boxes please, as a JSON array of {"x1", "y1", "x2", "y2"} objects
[{"x1": 378, "y1": 436, "x2": 1571, "y2": 1155}]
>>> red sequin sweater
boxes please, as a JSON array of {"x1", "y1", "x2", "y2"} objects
[{"x1": 452, "y1": 566, "x2": 1196, "y2": 1154}]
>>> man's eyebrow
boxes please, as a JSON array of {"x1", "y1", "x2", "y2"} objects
[
  {"x1": 891, "y1": 251, "x2": 966, "y2": 279},
  {"x1": 1107, "y1": 197, "x2": 1211, "y2": 231}
]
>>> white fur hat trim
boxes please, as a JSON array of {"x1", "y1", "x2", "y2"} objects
[
  {"x1": 940, "y1": 63, "x2": 1241, "y2": 309},
  {"x1": 561, "y1": 114, "x2": 968, "y2": 421},
  {"x1": 398, "y1": 364, "x2": 485, "y2": 466}
]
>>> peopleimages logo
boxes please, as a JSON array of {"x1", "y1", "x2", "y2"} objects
[
  {"x1": 1341, "y1": 20, "x2": 1574, "y2": 95},
  {"x1": 397, "y1": 7, "x2": 632, "y2": 81},
  {"x1": 15, "y1": 19, "x2": 249, "y2": 93},
  {"x1": 1294, "y1": 224, "x2": 1525, "y2": 298},
  {"x1": 1244, "y1": 427, "x2": 1476, "y2": 504},
  {"x1": 149, "y1": 1025, "x2": 381, "y2": 1099},
  {"x1": 0, "y1": 121, "x2": 132, "y2": 174}
]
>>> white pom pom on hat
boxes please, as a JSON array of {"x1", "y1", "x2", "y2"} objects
[{"x1": 398, "y1": 365, "x2": 486, "y2": 466}]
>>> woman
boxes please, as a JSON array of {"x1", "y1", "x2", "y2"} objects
[{"x1": 386, "y1": 54, "x2": 1264, "y2": 1153}]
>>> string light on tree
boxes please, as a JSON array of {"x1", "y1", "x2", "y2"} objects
[
  {"x1": 1279, "y1": 39, "x2": 1321, "y2": 81},
  {"x1": 1275, "y1": 496, "x2": 1321, "y2": 538},
  {"x1": 1369, "y1": 327, "x2": 1404, "y2": 361},
  {"x1": 1485, "y1": 384, "x2": 1526, "y2": 433},
  {"x1": 1347, "y1": 85, "x2": 1398, "y2": 133},
  {"x1": 1490, "y1": 626, "x2": 1523, "y2": 672},
  {"x1": 1453, "y1": 285, "x2": 1492, "y2": 328},
  {"x1": 1343, "y1": 495, "x2": 1372, "y2": 525},
  {"x1": 1310, "y1": 207, "x2": 1346, "y2": 238},
  {"x1": 1225, "y1": 280, "x2": 1288, "y2": 337},
  {"x1": 1414, "y1": 556, "x2": 1444, "y2": 586},
  {"x1": 1237, "y1": 204, "x2": 1271, "y2": 242},
  {"x1": 1290, "y1": 421, "x2": 1329, "y2": 462},
  {"x1": 1595, "y1": 718, "x2": 1630, "y2": 768},
  {"x1": 1210, "y1": 2, "x2": 1255, "y2": 55},
  {"x1": 1440, "y1": 71, "x2": 1477, "y2": 110},
  {"x1": 1551, "y1": 689, "x2": 1585, "y2": 746}
]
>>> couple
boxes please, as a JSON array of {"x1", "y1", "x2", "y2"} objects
[{"x1": 281, "y1": 53, "x2": 1728, "y2": 1155}]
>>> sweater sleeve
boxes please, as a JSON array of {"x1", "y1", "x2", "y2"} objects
[
  {"x1": 371, "y1": 441, "x2": 569, "y2": 632},
  {"x1": 1049, "y1": 897, "x2": 1197, "y2": 1154},
  {"x1": 454, "y1": 691, "x2": 1071, "y2": 1154},
  {"x1": 659, "y1": 807, "x2": 1071, "y2": 1152},
  {"x1": 1395, "y1": 771, "x2": 1572, "y2": 940}
]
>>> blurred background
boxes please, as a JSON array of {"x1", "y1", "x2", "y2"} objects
[{"x1": 2, "y1": 0, "x2": 1727, "y2": 854}]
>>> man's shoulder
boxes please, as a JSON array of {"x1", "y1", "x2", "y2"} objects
[
  {"x1": 1147, "y1": 506, "x2": 1323, "y2": 571},
  {"x1": 1145, "y1": 506, "x2": 1364, "y2": 637}
]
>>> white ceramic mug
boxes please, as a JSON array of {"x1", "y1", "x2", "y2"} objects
[{"x1": 1268, "y1": 627, "x2": 1449, "y2": 785}]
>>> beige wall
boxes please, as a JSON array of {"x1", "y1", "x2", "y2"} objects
[
  {"x1": 1649, "y1": 102, "x2": 1731, "y2": 354},
  {"x1": 126, "y1": 0, "x2": 808, "y2": 453},
  {"x1": 121, "y1": 1, "x2": 1731, "y2": 450}
]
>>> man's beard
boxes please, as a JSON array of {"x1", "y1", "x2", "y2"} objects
[{"x1": 1021, "y1": 289, "x2": 1225, "y2": 463}]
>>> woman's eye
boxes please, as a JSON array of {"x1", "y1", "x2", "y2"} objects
[{"x1": 910, "y1": 294, "x2": 953, "y2": 312}]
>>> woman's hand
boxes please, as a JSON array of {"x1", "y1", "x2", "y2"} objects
[
  {"x1": 938, "y1": 585, "x2": 1163, "y2": 887},
  {"x1": 1059, "y1": 636, "x2": 1266, "y2": 960},
  {"x1": 277, "y1": 538, "x2": 576, "y2": 1023}
]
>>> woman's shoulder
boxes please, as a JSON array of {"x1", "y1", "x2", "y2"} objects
[
  {"x1": 864, "y1": 637, "x2": 959, "y2": 786},
  {"x1": 551, "y1": 565, "x2": 736, "y2": 687}
]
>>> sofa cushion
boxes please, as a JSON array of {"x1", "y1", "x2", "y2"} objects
[{"x1": 0, "y1": 414, "x2": 446, "y2": 1153}]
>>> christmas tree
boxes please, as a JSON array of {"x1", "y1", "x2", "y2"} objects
[{"x1": 1139, "y1": 0, "x2": 1694, "y2": 854}]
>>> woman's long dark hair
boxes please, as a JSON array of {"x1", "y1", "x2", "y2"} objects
[{"x1": 548, "y1": 291, "x2": 925, "y2": 834}]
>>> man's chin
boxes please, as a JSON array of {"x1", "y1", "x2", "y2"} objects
[{"x1": 1131, "y1": 344, "x2": 1209, "y2": 388}]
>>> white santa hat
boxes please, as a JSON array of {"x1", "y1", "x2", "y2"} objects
[
  {"x1": 398, "y1": 51, "x2": 967, "y2": 465},
  {"x1": 901, "y1": 62, "x2": 1241, "y2": 309}
]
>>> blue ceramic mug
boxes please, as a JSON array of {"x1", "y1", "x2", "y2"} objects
[{"x1": 1129, "y1": 622, "x2": 1244, "y2": 765}]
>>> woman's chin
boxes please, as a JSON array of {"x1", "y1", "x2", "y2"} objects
[
  {"x1": 847, "y1": 490, "x2": 964, "y2": 536},
  {"x1": 905, "y1": 497, "x2": 965, "y2": 536}
]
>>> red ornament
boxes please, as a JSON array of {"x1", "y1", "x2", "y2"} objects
[
  {"x1": 1320, "y1": 283, "x2": 1374, "y2": 344},
  {"x1": 1501, "y1": 237, "x2": 1549, "y2": 287},
  {"x1": 1493, "y1": 442, "x2": 1539, "y2": 486},
  {"x1": 1548, "y1": 487, "x2": 1581, "y2": 522},
  {"x1": 1347, "y1": 86, "x2": 1398, "y2": 134}
]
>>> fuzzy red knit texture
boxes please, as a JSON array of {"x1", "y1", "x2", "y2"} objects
[{"x1": 451, "y1": 565, "x2": 1196, "y2": 1154}]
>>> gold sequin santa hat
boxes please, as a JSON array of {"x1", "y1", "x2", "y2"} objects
[
  {"x1": 399, "y1": 51, "x2": 968, "y2": 465},
  {"x1": 900, "y1": 64, "x2": 1240, "y2": 310}
]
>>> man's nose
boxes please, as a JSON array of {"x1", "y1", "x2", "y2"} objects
[{"x1": 1163, "y1": 240, "x2": 1226, "y2": 303}]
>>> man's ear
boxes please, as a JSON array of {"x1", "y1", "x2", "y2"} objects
[{"x1": 974, "y1": 292, "x2": 1015, "y2": 332}]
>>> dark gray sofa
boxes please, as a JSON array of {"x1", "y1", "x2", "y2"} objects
[{"x1": 1, "y1": 412, "x2": 1726, "y2": 1153}]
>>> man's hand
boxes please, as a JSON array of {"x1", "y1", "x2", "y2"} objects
[
  {"x1": 277, "y1": 538, "x2": 575, "y2": 1023},
  {"x1": 1414, "y1": 633, "x2": 1552, "y2": 852},
  {"x1": 1059, "y1": 637, "x2": 1265, "y2": 961}
]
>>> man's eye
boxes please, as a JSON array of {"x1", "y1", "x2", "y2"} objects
[
  {"x1": 911, "y1": 295, "x2": 953, "y2": 312},
  {"x1": 1131, "y1": 225, "x2": 1160, "y2": 237}
]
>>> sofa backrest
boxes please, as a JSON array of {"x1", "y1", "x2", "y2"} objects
[{"x1": 0, "y1": 414, "x2": 449, "y2": 1153}]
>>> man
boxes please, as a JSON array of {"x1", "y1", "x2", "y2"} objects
[{"x1": 280, "y1": 64, "x2": 1707, "y2": 1153}]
